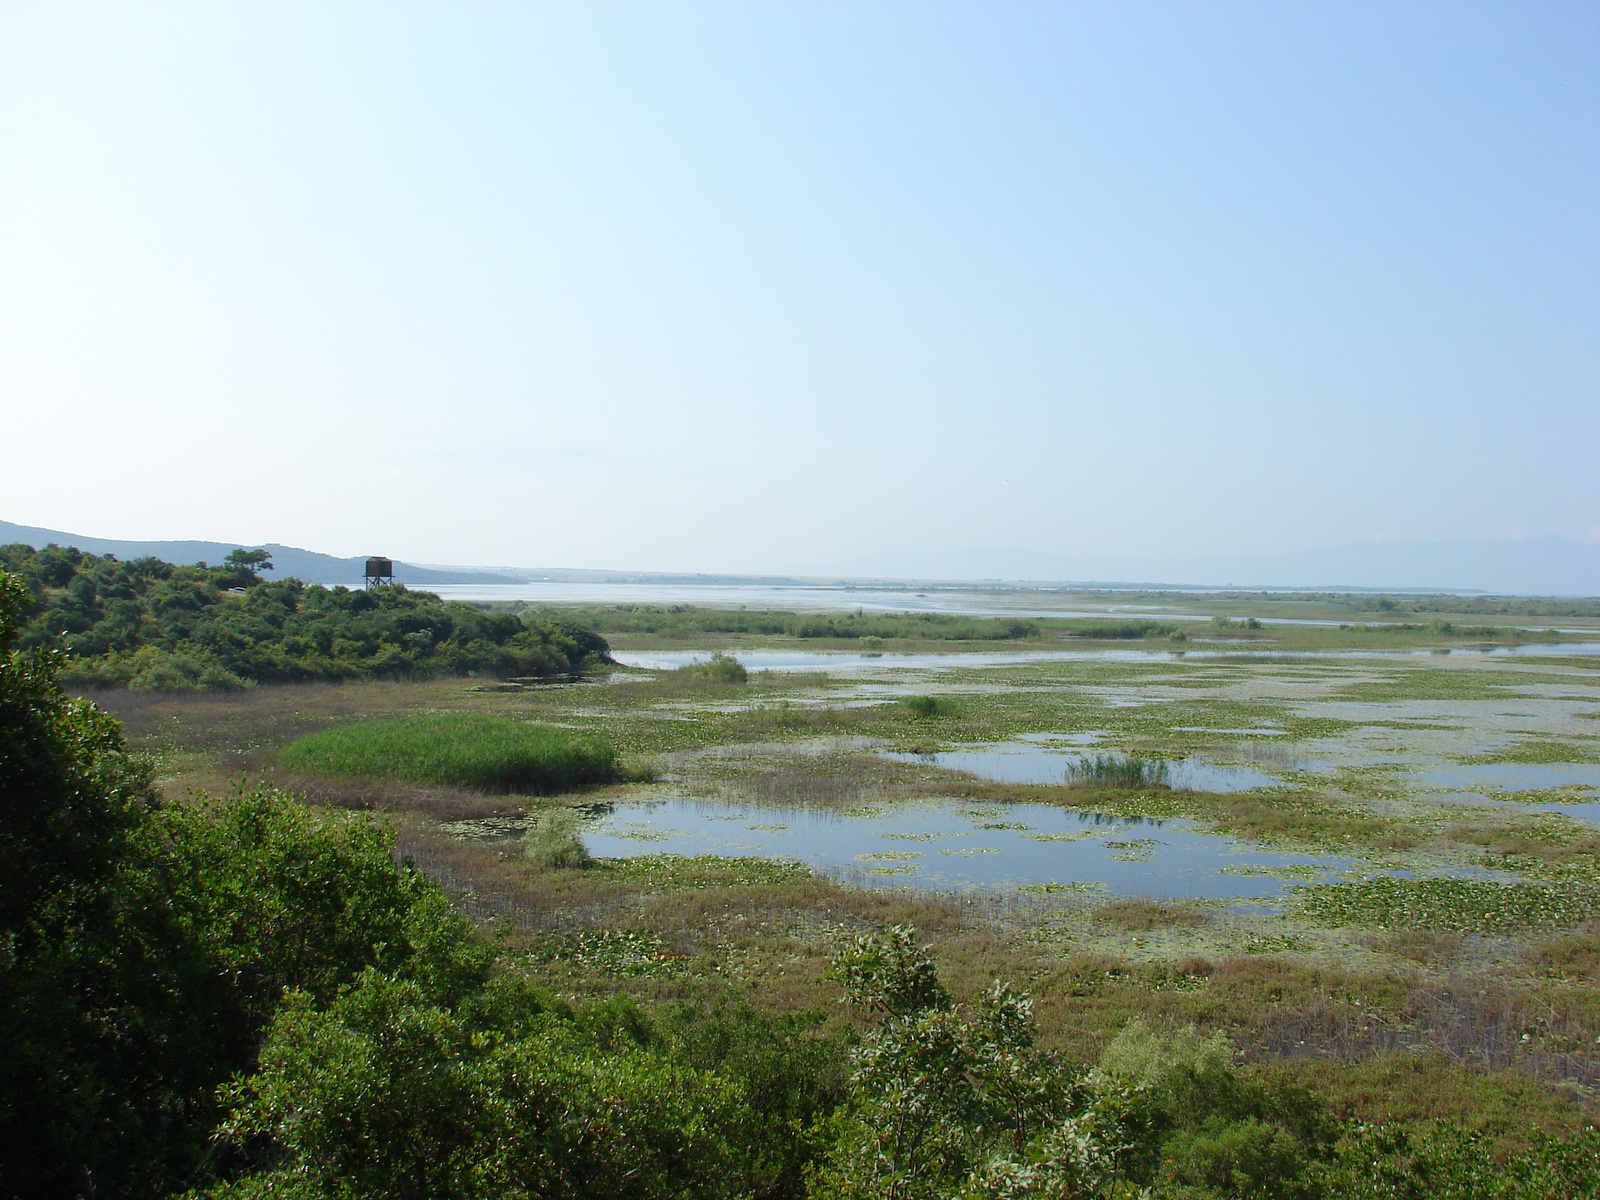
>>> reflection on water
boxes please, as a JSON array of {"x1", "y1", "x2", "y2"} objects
[
  {"x1": 578, "y1": 798, "x2": 1355, "y2": 898},
  {"x1": 879, "y1": 743, "x2": 1281, "y2": 792}
]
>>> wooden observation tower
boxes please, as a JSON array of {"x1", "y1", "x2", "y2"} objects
[{"x1": 363, "y1": 557, "x2": 395, "y2": 588}]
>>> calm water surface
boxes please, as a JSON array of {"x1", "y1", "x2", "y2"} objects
[
  {"x1": 879, "y1": 742, "x2": 1282, "y2": 792},
  {"x1": 580, "y1": 798, "x2": 1356, "y2": 898},
  {"x1": 613, "y1": 644, "x2": 1600, "y2": 674}
]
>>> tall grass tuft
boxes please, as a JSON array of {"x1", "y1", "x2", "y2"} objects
[
  {"x1": 1064, "y1": 754, "x2": 1170, "y2": 789},
  {"x1": 524, "y1": 807, "x2": 593, "y2": 869},
  {"x1": 278, "y1": 713, "x2": 619, "y2": 794},
  {"x1": 901, "y1": 695, "x2": 954, "y2": 718},
  {"x1": 674, "y1": 652, "x2": 748, "y2": 685}
]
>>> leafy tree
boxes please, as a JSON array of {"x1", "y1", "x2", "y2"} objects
[
  {"x1": 0, "y1": 544, "x2": 613, "y2": 689},
  {"x1": 209, "y1": 973, "x2": 750, "y2": 1200},
  {"x1": 0, "y1": 568, "x2": 493, "y2": 1195},
  {"x1": 808, "y1": 928, "x2": 1084, "y2": 1200},
  {"x1": 223, "y1": 548, "x2": 273, "y2": 577}
]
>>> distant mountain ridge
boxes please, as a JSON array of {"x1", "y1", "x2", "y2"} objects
[{"x1": 0, "y1": 521, "x2": 530, "y2": 587}]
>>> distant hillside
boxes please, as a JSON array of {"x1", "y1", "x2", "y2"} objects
[{"x1": 0, "y1": 520, "x2": 530, "y2": 587}]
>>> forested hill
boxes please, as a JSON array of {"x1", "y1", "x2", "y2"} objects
[
  {"x1": 0, "y1": 543, "x2": 611, "y2": 691},
  {"x1": 0, "y1": 519, "x2": 529, "y2": 586}
]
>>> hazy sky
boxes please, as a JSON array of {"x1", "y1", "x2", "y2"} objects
[{"x1": 2, "y1": 2, "x2": 1596, "y2": 573}]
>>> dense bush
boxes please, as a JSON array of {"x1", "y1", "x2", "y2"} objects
[
  {"x1": 278, "y1": 713, "x2": 621, "y2": 793},
  {"x1": 674, "y1": 651, "x2": 750, "y2": 684},
  {"x1": 0, "y1": 570, "x2": 491, "y2": 1196},
  {"x1": 0, "y1": 542, "x2": 611, "y2": 689}
]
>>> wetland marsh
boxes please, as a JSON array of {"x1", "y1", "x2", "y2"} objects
[{"x1": 93, "y1": 597, "x2": 1600, "y2": 1144}]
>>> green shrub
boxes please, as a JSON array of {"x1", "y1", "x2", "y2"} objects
[
  {"x1": 674, "y1": 651, "x2": 748, "y2": 685},
  {"x1": 901, "y1": 695, "x2": 955, "y2": 718},
  {"x1": 278, "y1": 713, "x2": 620, "y2": 793},
  {"x1": 211, "y1": 973, "x2": 747, "y2": 1200},
  {"x1": 524, "y1": 806, "x2": 593, "y2": 869}
]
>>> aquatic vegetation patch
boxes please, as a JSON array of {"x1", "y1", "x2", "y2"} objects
[
  {"x1": 1019, "y1": 880, "x2": 1106, "y2": 895},
  {"x1": 277, "y1": 712, "x2": 620, "y2": 793},
  {"x1": 1461, "y1": 740, "x2": 1600, "y2": 765},
  {"x1": 531, "y1": 928, "x2": 686, "y2": 977},
  {"x1": 607, "y1": 822, "x2": 676, "y2": 842},
  {"x1": 1064, "y1": 753, "x2": 1171, "y2": 788},
  {"x1": 1093, "y1": 898, "x2": 1210, "y2": 931},
  {"x1": 1292, "y1": 877, "x2": 1600, "y2": 934},
  {"x1": 1238, "y1": 931, "x2": 1313, "y2": 954},
  {"x1": 595, "y1": 853, "x2": 813, "y2": 889},
  {"x1": 900, "y1": 694, "x2": 957, "y2": 718},
  {"x1": 1217, "y1": 863, "x2": 1331, "y2": 881},
  {"x1": 1104, "y1": 837, "x2": 1164, "y2": 862}
]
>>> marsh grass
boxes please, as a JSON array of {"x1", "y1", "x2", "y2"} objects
[
  {"x1": 524, "y1": 807, "x2": 594, "y2": 869},
  {"x1": 1064, "y1": 754, "x2": 1171, "y2": 789},
  {"x1": 1092, "y1": 898, "x2": 1211, "y2": 931},
  {"x1": 84, "y1": 644, "x2": 1600, "y2": 1130},
  {"x1": 672, "y1": 652, "x2": 749, "y2": 685},
  {"x1": 1292, "y1": 877, "x2": 1600, "y2": 935},
  {"x1": 283, "y1": 774, "x2": 530, "y2": 821},
  {"x1": 1530, "y1": 925, "x2": 1600, "y2": 980},
  {"x1": 1362, "y1": 930, "x2": 1466, "y2": 966},
  {"x1": 901, "y1": 695, "x2": 956, "y2": 718},
  {"x1": 279, "y1": 712, "x2": 620, "y2": 794}
]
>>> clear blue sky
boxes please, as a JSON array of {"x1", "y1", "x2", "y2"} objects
[{"x1": 2, "y1": 2, "x2": 1595, "y2": 573}]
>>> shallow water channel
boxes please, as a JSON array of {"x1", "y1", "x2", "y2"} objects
[
  {"x1": 612, "y1": 643, "x2": 1600, "y2": 674},
  {"x1": 577, "y1": 798, "x2": 1356, "y2": 899},
  {"x1": 879, "y1": 740, "x2": 1283, "y2": 792}
]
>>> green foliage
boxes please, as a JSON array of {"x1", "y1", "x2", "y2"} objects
[
  {"x1": 1094, "y1": 1019, "x2": 1332, "y2": 1197},
  {"x1": 1307, "y1": 1123, "x2": 1600, "y2": 1198},
  {"x1": 0, "y1": 542, "x2": 611, "y2": 689},
  {"x1": 0, "y1": 572, "x2": 152, "y2": 942},
  {"x1": 211, "y1": 972, "x2": 748, "y2": 1200},
  {"x1": 519, "y1": 603, "x2": 1169, "y2": 643},
  {"x1": 278, "y1": 713, "x2": 620, "y2": 793},
  {"x1": 902, "y1": 694, "x2": 956, "y2": 718},
  {"x1": 0, "y1": 587, "x2": 486, "y2": 1194},
  {"x1": 813, "y1": 931, "x2": 1343, "y2": 1200},
  {"x1": 674, "y1": 651, "x2": 750, "y2": 684},
  {"x1": 811, "y1": 939, "x2": 1087, "y2": 1199},
  {"x1": 1292, "y1": 876, "x2": 1600, "y2": 934},
  {"x1": 1065, "y1": 753, "x2": 1172, "y2": 789},
  {"x1": 828, "y1": 925, "x2": 952, "y2": 1017},
  {"x1": 223, "y1": 547, "x2": 273, "y2": 576},
  {"x1": 0, "y1": 574, "x2": 494, "y2": 1193},
  {"x1": 595, "y1": 853, "x2": 814, "y2": 888},
  {"x1": 524, "y1": 806, "x2": 593, "y2": 868},
  {"x1": 658, "y1": 999, "x2": 852, "y2": 1198}
]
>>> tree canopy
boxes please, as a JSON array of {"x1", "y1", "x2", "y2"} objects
[{"x1": 0, "y1": 543, "x2": 610, "y2": 690}]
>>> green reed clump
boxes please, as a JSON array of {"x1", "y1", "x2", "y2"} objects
[
  {"x1": 278, "y1": 713, "x2": 619, "y2": 793},
  {"x1": 524, "y1": 806, "x2": 593, "y2": 869},
  {"x1": 900, "y1": 695, "x2": 955, "y2": 718},
  {"x1": 673, "y1": 651, "x2": 748, "y2": 685},
  {"x1": 1064, "y1": 753, "x2": 1171, "y2": 789}
]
